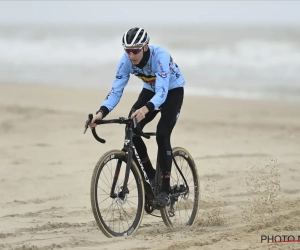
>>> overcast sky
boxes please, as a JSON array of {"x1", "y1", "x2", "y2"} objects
[{"x1": 0, "y1": 1, "x2": 299, "y2": 25}]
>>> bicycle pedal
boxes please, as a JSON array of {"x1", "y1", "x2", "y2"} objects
[
  {"x1": 168, "y1": 210, "x2": 175, "y2": 217},
  {"x1": 145, "y1": 203, "x2": 155, "y2": 214}
]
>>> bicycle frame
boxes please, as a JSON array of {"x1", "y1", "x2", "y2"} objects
[
  {"x1": 111, "y1": 118, "x2": 154, "y2": 200},
  {"x1": 85, "y1": 113, "x2": 190, "y2": 203}
]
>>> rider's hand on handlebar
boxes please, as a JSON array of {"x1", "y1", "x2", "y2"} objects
[
  {"x1": 130, "y1": 106, "x2": 149, "y2": 123},
  {"x1": 89, "y1": 112, "x2": 103, "y2": 129}
]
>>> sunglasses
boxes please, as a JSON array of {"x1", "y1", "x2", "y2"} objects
[{"x1": 124, "y1": 47, "x2": 143, "y2": 55}]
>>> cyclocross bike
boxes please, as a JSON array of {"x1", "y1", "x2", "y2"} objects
[{"x1": 84, "y1": 110, "x2": 199, "y2": 237}]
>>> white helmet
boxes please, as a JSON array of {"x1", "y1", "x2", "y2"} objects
[{"x1": 122, "y1": 27, "x2": 150, "y2": 47}]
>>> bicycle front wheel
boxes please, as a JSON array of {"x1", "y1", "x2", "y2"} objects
[
  {"x1": 90, "y1": 150, "x2": 145, "y2": 237},
  {"x1": 160, "y1": 147, "x2": 200, "y2": 227}
]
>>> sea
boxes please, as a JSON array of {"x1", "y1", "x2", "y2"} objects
[{"x1": 1, "y1": 23, "x2": 300, "y2": 102}]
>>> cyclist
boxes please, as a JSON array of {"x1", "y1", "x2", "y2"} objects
[{"x1": 89, "y1": 27, "x2": 185, "y2": 207}]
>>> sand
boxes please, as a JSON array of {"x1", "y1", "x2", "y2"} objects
[{"x1": 0, "y1": 83, "x2": 300, "y2": 250}]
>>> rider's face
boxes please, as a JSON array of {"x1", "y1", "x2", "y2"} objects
[{"x1": 124, "y1": 45, "x2": 149, "y2": 65}]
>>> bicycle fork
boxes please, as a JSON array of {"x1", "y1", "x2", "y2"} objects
[
  {"x1": 110, "y1": 144, "x2": 153, "y2": 201},
  {"x1": 109, "y1": 151, "x2": 133, "y2": 200},
  {"x1": 109, "y1": 124, "x2": 134, "y2": 200}
]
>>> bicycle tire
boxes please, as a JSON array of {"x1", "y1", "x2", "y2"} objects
[
  {"x1": 90, "y1": 150, "x2": 145, "y2": 237},
  {"x1": 160, "y1": 147, "x2": 200, "y2": 227}
]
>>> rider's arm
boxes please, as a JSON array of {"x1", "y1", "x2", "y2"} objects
[
  {"x1": 98, "y1": 54, "x2": 130, "y2": 118},
  {"x1": 145, "y1": 52, "x2": 170, "y2": 112}
]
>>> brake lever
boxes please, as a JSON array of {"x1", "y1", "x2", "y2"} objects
[
  {"x1": 132, "y1": 117, "x2": 138, "y2": 129},
  {"x1": 83, "y1": 114, "x2": 93, "y2": 134}
]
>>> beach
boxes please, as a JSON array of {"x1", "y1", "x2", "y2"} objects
[{"x1": 0, "y1": 82, "x2": 300, "y2": 249}]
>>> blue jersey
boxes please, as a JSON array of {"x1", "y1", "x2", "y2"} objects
[{"x1": 101, "y1": 45, "x2": 185, "y2": 112}]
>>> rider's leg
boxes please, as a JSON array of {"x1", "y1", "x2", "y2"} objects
[
  {"x1": 130, "y1": 88, "x2": 159, "y2": 180},
  {"x1": 155, "y1": 87, "x2": 184, "y2": 206}
]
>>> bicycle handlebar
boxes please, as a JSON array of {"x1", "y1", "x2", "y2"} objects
[{"x1": 84, "y1": 113, "x2": 151, "y2": 144}]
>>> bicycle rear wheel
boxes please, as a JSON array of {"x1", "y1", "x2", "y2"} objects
[
  {"x1": 90, "y1": 150, "x2": 145, "y2": 237},
  {"x1": 160, "y1": 147, "x2": 199, "y2": 227}
]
